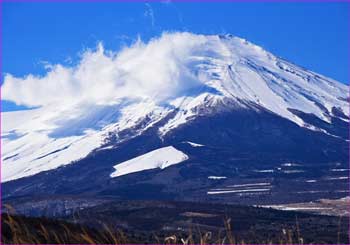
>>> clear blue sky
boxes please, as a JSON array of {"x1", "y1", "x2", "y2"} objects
[{"x1": 2, "y1": 1, "x2": 349, "y2": 112}]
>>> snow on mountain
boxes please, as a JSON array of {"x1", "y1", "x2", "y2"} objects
[
  {"x1": 110, "y1": 146, "x2": 188, "y2": 178},
  {"x1": 185, "y1": 141, "x2": 204, "y2": 147},
  {"x1": 159, "y1": 34, "x2": 348, "y2": 134},
  {"x1": 208, "y1": 176, "x2": 227, "y2": 180},
  {"x1": 2, "y1": 32, "x2": 348, "y2": 182},
  {"x1": 1, "y1": 100, "x2": 167, "y2": 182},
  {"x1": 2, "y1": 105, "x2": 106, "y2": 182}
]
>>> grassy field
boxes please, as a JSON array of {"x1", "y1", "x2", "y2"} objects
[{"x1": 2, "y1": 200, "x2": 349, "y2": 244}]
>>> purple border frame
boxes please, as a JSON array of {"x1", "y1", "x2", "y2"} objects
[{"x1": 0, "y1": 0, "x2": 349, "y2": 245}]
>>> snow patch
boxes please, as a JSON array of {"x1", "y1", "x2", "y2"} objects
[
  {"x1": 283, "y1": 170, "x2": 305, "y2": 174},
  {"x1": 326, "y1": 176, "x2": 349, "y2": 180},
  {"x1": 110, "y1": 146, "x2": 188, "y2": 178},
  {"x1": 266, "y1": 206, "x2": 332, "y2": 211},
  {"x1": 227, "y1": 182, "x2": 270, "y2": 188},
  {"x1": 305, "y1": 180, "x2": 317, "y2": 183},
  {"x1": 207, "y1": 188, "x2": 270, "y2": 195},
  {"x1": 282, "y1": 163, "x2": 301, "y2": 167},
  {"x1": 330, "y1": 169, "x2": 349, "y2": 172},
  {"x1": 185, "y1": 141, "x2": 204, "y2": 147},
  {"x1": 208, "y1": 176, "x2": 227, "y2": 180},
  {"x1": 254, "y1": 169, "x2": 274, "y2": 173}
]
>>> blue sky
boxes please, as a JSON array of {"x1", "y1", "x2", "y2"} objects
[{"x1": 2, "y1": 1, "x2": 349, "y2": 112}]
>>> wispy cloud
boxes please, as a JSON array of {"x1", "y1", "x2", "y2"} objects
[{"x1": 144, "y1": 3, "x2": 155, "y2": 28}]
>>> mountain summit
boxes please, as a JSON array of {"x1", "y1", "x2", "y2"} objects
[{"x1": 2, "y1": 33, "x2": 349, "y2": 205}]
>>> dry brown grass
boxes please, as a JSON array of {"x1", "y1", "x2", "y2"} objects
[
  {"x1": 1, "y1": 215, "x2": 309, "y2": 244},
  {"x1": 1, "y1": 205, "x2": 346, "y2": 244}
]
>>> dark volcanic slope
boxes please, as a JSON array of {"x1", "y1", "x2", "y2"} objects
[{"x1": 3, "y1": 108, "x2": 349, "y2": 205}]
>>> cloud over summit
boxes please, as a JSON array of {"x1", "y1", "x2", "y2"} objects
[{"x1": 2, "y1": 32, "x2": 208, "y2": 108}]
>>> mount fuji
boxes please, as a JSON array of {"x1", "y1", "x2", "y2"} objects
[{"x1": 2, "y1": 32, "x2": 349, "y2": 206}]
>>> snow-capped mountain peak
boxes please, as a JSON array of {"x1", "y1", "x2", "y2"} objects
[{"x1": 2, "y1": 32, "x2": 348, "y2": 182}]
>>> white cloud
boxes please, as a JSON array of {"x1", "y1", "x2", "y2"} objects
[
  {"x1": 2, "y1": 32, "x2": 208, "y2": 108},
  {"x1": 144, "y1": 3, "x2": 155, "y2": 27}
]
